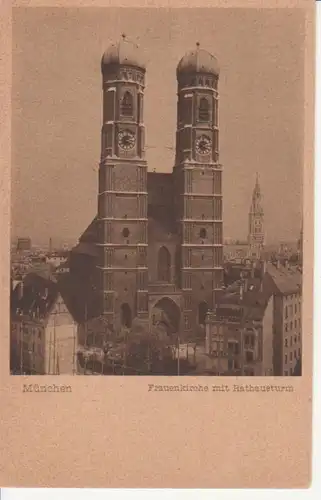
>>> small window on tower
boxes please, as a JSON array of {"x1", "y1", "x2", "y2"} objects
[
  {"x1": 200, "y1": 228, "x2": 207, "y2": 239},
  {"x1": 121, "y1": 91, "x2": 133, "y2": 117},
  {"x1": 199, "y1": 98, "x2": 210, "y2": 122},
  {"x1": 122, "y1": 228, "x2": 130, "y2": 238}
]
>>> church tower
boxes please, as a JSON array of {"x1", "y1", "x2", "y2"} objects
[
  {"x1": 248, "y1": 173, "x2": 264, "y2": 259},
  {"x1": 174, "y1": 44, "x2": 224, "y2": 339},
  {"x1": 97, "y1": 35, "x2": 148, "y2": 330}
]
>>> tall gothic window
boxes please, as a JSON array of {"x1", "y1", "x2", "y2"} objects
[
  {"x1": 120, "y1": 303, "x2": 132, "y2": 328},
  {"x1": 198, "y1": 302, "x2": 208, "y2": 326},
  {"x1": 121, "y1": 91, "x2": 133, "y2": 117},
  {"x1": 157, "y1": 246, "x2": 171, "y2": 282},
  {"x1": 199, "y1": 97, "x2": 210, "y2": 122}
]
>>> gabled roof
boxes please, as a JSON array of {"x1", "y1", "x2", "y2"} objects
[
  {"x1": 11, "y1": 272, "x2": 89, "y2": 324},
  {"x1": 11, "y1": 273, "x2": 59, "y2": 321},
  {"x1": 266, "y1": 262, "x2": 302, "y2": 295},
  {"x1": 217, "y1": 275, "x2": 269, "y2": 323},
  {"x1": 26, "y1": 262, "x2": 57, "y2": 282}
]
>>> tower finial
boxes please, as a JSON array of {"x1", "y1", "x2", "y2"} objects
[{"x1": 255, "y1": 171, "x2": 260, "y2": 190}]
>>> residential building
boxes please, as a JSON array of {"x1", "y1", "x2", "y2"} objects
[
  {"x1": 10, "y1": 272, "x2": 78, "y2": 374},
  {"x1": 265, "y1": 262, "x2": 302, "y2": 376},
  {"x1": 205, "y1": 273, "x2": 273, "y2": 375},
  {"x1": 16, "y1": 237, "x2": 32, "y2": 252}
]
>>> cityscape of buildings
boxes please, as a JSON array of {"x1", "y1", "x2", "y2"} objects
[{"x1": 10, "y1": 36, "x2": 303, "y2": 376}]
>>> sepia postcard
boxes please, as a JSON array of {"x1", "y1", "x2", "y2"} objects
[{"x1": 0, "y1": 0, "x2": 315, "y2": 489}]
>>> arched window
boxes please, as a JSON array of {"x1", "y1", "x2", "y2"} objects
[
  {"x1": 122, "y1": 227, "x2": 130, "y2": 238},
  {"x1": 157, "y1": 246, "x2": 171, "y2": 282},
  {"x1": 200, "y1": 228, "x2": 207, "y2": 239},
  {"x1": 199, "y1": 97, "x2": 210, "y2": 122},
  {"x1": 198, "y1": 302, "x2": 208, "y2": 326},
  {"x1": 120, "y1": 303, "x2": 132, "y2": 328},
  {"x1": 121, "y1": 91, "x2": 133, "y2": 117}
]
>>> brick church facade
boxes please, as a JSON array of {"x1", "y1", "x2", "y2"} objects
[{"x1": 70, "y1": 37, "x2": 224, "y2": 339}]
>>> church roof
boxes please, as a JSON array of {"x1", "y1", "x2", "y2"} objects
[
  {"x1": 101, "y1": 35, "x2": 145, "y2": 71},
  {"x1": 72, "y1": 216, "x2": 98, "y2": 258},
  {"x1": 79, "y1": 217, "x2": 97, "y2": 244},
  {"x1": 72, "y1": 242, "x2": 98, "y2": 259},
  {"x1": 177, "y1": 45, "x2": 219, "y2": 76}
]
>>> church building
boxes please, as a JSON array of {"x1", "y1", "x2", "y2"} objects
[{"x1": 70, "y1": 36, "x2": 224, "y2": 340}]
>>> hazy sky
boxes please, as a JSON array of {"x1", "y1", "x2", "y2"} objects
[{"x1": 12, "y1": 7, "x2": 305, "y2": 246}]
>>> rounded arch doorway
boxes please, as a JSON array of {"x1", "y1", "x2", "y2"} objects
[{"x1": 151, "y1": 297, "x2": 181, "y2": 335}]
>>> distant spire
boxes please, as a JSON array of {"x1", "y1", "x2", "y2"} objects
[
  {"x1": 253, "y1": 172, "x2": 261, "y2": 198},
  {"x1": 250, "y1": 173, "x2": 263, "y2": 217}
]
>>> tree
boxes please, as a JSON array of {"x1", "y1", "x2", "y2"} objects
[{"x1": 126, "y1": 318, "x2": 173, "y2": 373}]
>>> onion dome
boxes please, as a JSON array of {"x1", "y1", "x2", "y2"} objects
[
  {"x1": 177, "y1": 43, "x2": 219, "y2": 76},
  {"x1": 101, "y1": 34, "x2": 145, "y2": 71}
]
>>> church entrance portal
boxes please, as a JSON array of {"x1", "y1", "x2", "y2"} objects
[{"x1": 151, "y1": 297, "x2": 181, "y2": 336}]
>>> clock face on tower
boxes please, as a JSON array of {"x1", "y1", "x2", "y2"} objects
[
  {"x1": 195, "y1": 135, "x2": 212, "y2": 155},
  {"x1": 118, "y1": 130, "x2": 136, "y2": 151}
]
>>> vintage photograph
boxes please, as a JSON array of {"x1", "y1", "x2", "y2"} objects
[{"x1": 10, "y1": 7, "x2": 304, "y2": 377}]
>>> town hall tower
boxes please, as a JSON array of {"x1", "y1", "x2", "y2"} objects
[{"x1": 248, "y1": 173, "x2": 264, "y2": 259}]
